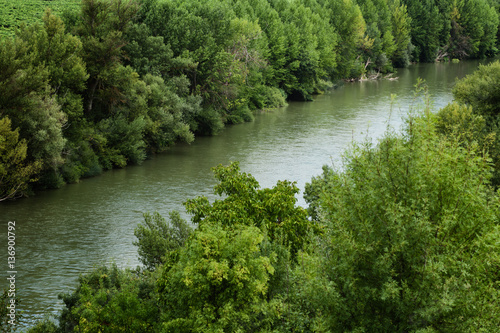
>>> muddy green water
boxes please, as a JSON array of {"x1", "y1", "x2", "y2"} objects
[{"x1": 0, "y1": 60, "x2": 495, "y2": 328}]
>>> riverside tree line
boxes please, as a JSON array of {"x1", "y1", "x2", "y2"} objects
[
  {"x1": 4, "y1": 60, "x2": 498, "y2": 332},
  {"x1": 0, "y1": 0, "x2": 499, "y2": 200}
]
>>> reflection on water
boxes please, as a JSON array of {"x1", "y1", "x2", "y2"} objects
[{"x1": 0, "y1": 59, "x2": 493, "y2": 327}]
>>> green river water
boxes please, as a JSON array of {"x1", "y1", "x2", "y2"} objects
[{"x1": 0, "y1": 59, "x2": 495, "y2": 328}]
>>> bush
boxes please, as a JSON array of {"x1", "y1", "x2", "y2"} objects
[
  {"x1": 1, "y1": 289, "x2": 19, "y2": 333},
  {"x1": 134, "y1": 211, "x2": 192, "y2": 271},
  {"x1": 451, "y1": 60, "x2": 500, "y2": 186},
  {"x1": 26, "y1": 317, "x2": 59, "y2": 333},
  {"x1": 453, "y1": 60, "x2": 500, "y2": 117},
  {"x1": 58, "y1": 265, "x2": 160, "y2": 333},
  {"x1": 226, "y1": 104, "x2": 254, "y2": 124},
  {"x1": 192, "y1": 107, "x2": 225, "y2": 136},
  {"x1": 303, "y1": 111, "x2": 500, "y2": 331}
]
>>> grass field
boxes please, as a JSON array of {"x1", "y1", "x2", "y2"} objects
[{"x1": 0, "y1": 0, "x2": 81, "y2": 38}]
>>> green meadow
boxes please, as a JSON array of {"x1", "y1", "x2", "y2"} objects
[{"x1": 0, "y1": 0, "x2": 81, "y2": 38}]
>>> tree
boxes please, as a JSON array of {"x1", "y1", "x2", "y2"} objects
[
  {"x1": 403, "y1": 0, "x2": 444, "y2": 62},
  {"x1": 453, "y1": 60, "x2": 500, "y2": 117},
  {"x1": 456, "y1": 0, "x2": 499, "y2": 58},
  {"x1": 0, "y1": 34, "x2": 67, "y2": 188},
  {"x1": 15, "y1": 9, "x2": 88, "y2": 130},
  {"x1": 11, "y1": 10, "x2": 89, "y2": 187},
  {"x1": 67, "y1": 0, "x2": 139, "y2": 120},
  {"x1": 123, "y1": 23, "x2": 176, "y2": 78},
  {"x1": 157, "y1": 222, "x2": 279, "y2": 332},
  {"x1": 228, "y1": 0, "x2": 290, "y2": 109},
  {"x1": 142, "y1": 0, "x2": 241, "y2": 132},
  {"x1": 356, "y1": 0, "x2": 397, "y2": 72},
  {"x1": 0, "y1": 117, "x2": 42, "y2": 200},
  {"x1": 388, "y1": 0, "x2": 412, "y2": 67},
  {"x1": 58, "y1": 265, "x2": 160, "y2": 333},
  {"x1": 446, "y1": 3, "x2": 474, "y2": 59},
  {"x1": 319, "y1": 0, "x2": 366, "y2": 78},
  {"x1": 452, "y1": 60, "x2": 500, "y2": 186},
  {"x1": 303, "y1": 102, "x2": 500, "y2": 331},
  {"x1": 244, "y1": 0, "x2": 288, "y2": 88},
  {"x1": 26, "y1": 318, "x2": 59, "y2": 333},
  {"x1": 184, "y1": 162, "x2": 317, "y2": 255},
  {"x1": 62, "y1": 0, "x2": 198, "y2": 170},
  {"x1": 156, "y1": 161, "x2": 319, "y2": 331},
  {"x1": 134, "y1": 211, "x2": 192, "y2": 271},
  {"x1": 139, "y1": 74, "x2": 196, "y2": 153},
  {"x1": 272, "y1": 0, "x2": 337, "y2": 99}
]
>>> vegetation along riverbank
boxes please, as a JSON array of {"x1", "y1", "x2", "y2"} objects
[
  {"x1": 1, "y1": 0, "x2": 499, "y2": 200},
  {"x1": 5, "y1": 60, "x2": 499, "y2": 332}
]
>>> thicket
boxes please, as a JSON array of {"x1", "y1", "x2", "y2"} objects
[
  {"x1": 303, "y1": 87, "x2": 500, "y2": 332},
  {"x1": 0, "y1": 0, "x2": 499, "y2": 200},
  {"x1": 23, "y1": 81, "x2": 500, "y2": 332},
  {"x1": 403, "y1": 0, "x2": 500, "y2": 62},
  {"x1": 449, "y1": 60, "x2": 500, "y2": 186}
]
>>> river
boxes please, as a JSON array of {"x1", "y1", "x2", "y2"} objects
[{"x1": 0, "y1": 59, "x2": 495, "y2": 328}]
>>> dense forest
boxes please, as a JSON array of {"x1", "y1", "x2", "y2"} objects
[
  {"x1": 0, "y1": 0, "x2": 499, "y2": 200},
  {"x1": 2, "y1": 60, "x2": 497, "y2": 332}
]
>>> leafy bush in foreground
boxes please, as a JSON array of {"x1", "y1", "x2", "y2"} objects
[{"x1": 304, "y1": 107, "x2": 500, "y2": 332}]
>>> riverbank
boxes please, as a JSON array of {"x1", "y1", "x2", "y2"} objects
[
  {"x1": 2, "y1": 0, "x2": 498, "y2": 202},
  {"x1": 1, "y1": 60, "x2": 495, "y2": 329}
]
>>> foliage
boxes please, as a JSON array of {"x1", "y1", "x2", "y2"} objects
[
  {"x1": 67, "y1": 0, "x2": 139, "y2": 120},
  {"x1": 0, "y1": 117, "x2": 41, "y2": 200},
  {"x1": 356, "y1": 0, "x2": 396, "y2": 72},
  {"x1": 123, "y1": 23, "x2": 177, "y2": 78},
  {"x1": 0, "y1": 288, "x2": 19, "y2": 333},
  {"x1": 453, "y1": 60, "x2": 500, "y2": 117},
  {"x1": 456, "y1": 0, "x2": 499, "y2": 58},
  {"x1": 47, "y1": 161, "x2": 318, "y2": 332},
  {"x1": 157, "y1": 222, "x2": 280, "y2": 332},
  {"x1": 264, "y1": 0, "x2": 337, "y2": 99},
  {"x1": 0, "y1": 0, "x2": 497, "y2": 199},
  {"x1": 403, "y1": 0, "x2": 499, "y2": 62},
  {"x1": 452, "y1": 60, "x2": 500, "y2": 186},
  {"x1": 139, "y1": 74, "x2": 196, "y2": 153},
  {"x1": 403, "y1": 0, "x2": 444, "y2": 62},
  {"x1": 15, "y1": 9, "x2": 88, "y2": 120},
  {"x1": 319, "y1": 0, "x2": 367, "y2": 78},
  {"x1": 388, "y1": 0, "x2": 412, "y2": 67},
  {"x1": 58, "y1": 265, "x2": 160, "y2": 333},
  {"x1": 11, "y1": 9, "x2": 89, "y2": 187},
  {"x1": 303, "y1": 104, "x2": 500, "y2": 331},
  {"x1": 0, "y1": 29, "x2": 67, "y2": 188},
  {"x1": 435, "y1": 102, "x2": 492, "y2": 148},
  {"x1": 185, "y1": 161, "x2": 319, "y2": 256},
  {"x1": 25, "y1": 317, "x2": 59, "y2": 333},
  {"x1": 152, "y1": 162, "x2": 315, "y2": 331},
  {"x1": 143, "y1": 0, "x2": 235, "y2": 109},
  {"x1": 57, "y1": 0, "x2": 197, "y2": 171},
  {"x1": 134, "y1": 211, "x2": 192, "y2": 271},
  {"x1": 154, "y1": 162, "x2": 317, "y2": 331}
]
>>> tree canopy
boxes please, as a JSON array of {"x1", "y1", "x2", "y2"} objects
[
  {"x1": 0, "y1": 0, "x2": 499, "y2": 196},
  {"x1": 304, "y1": 107, "x2": 500, "y2": 331}
]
